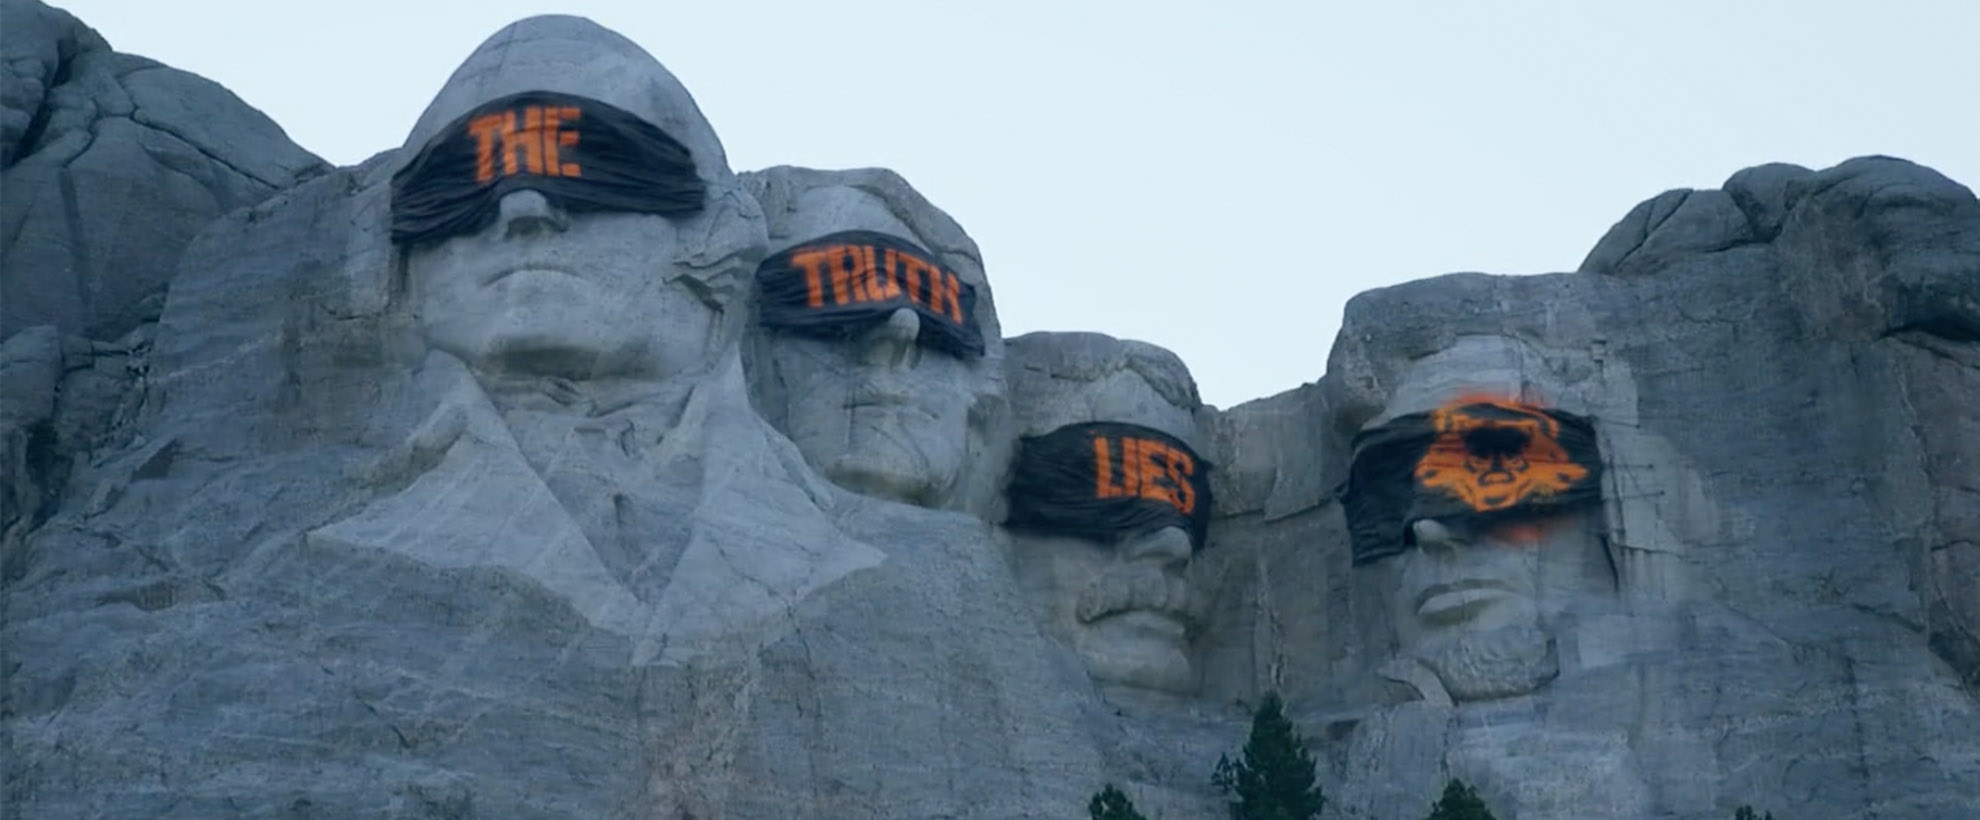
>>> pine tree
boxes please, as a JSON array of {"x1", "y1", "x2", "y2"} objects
[
  {"x1": 1733, "y1": 807, "x2": 1775, "y2": 820},
  {"x1": 1087, "y1": 784, "x2": 1148, "y2": 820},
  {"x1": 1211, "y1": 692, "x2": 1324, "y2": 820},
  {"x1": 1423, "y1": 778, "x2": 1496, "y2": 820}
]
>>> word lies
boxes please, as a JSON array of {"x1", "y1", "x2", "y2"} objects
[{"x1": 1093, "y1": 433, "x2": 1197, "y2": 516}]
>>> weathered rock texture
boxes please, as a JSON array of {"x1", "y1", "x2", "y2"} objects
[
  {"x1": 740, "y1": 165, "x2": 1013, "y2": 518},
  {"x1": 2, "y1": 14, "x2": 1193, "y2": 820},
  {"x1": 2, "y1": 8, "x2": 1977, "y2": 820},
  {"x1": 1, "y1": 0, "x2": 326, "y2": 342},
  {"x1": 1208, "y1": 155, "x2": 1980, "y2": 819}
]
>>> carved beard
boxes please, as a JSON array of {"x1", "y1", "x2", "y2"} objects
[{"x1": 1411, "y1": 623, "x2": 1559, "y2": 702}]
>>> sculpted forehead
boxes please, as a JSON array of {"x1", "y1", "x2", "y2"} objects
[
  {"x1": 401, "y1": 14, "x2": 730, "y2": 182},
  {"x1": 1007, "y1": 332, "x2": 1200, "y2": 444},
  {"x1": 775, "y1": 187, "x2": 918, "y2": 252},
  {"x1": 1086, "y1": 373, "x2": 1193, "y2": 439},
  {"x1": 1374, "y1": 335, "x2": 1579, "y2": 423},
  {"x1": 748, "y1": 169, "x2": 984, "y2": 279}
]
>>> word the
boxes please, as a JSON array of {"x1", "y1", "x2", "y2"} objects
[
  {"x1": 1092, "y1": 434, "x2": 1197, "y2": 515},
  {"x1": 469, "y1": 105, "x2": 582, "y2": 183},
  {"x1": 787, "y1": 243, "x2": 966, "y2": 325}
]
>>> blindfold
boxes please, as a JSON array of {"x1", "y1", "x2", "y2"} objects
[
  {"x1": 1337, "y1": 398, "x2": 1603, "y2": 565},
  {"x1": 390, "y1": 91, "x2": 705, "y2": 245},
  {"x1": 755, "y1": 230, "x2": 985, "y2": 358},
  {"x1": 1006, "y1": 422, "x2": 1214, "y2": 552}
]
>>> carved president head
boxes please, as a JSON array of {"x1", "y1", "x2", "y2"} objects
[
  {"x1": 1002, "y1": 332, "x2": 1212, "y2": 695},
  {"x1": 742, "y1": 167, "x2": 1007, "y2": 513},
  {"x1": 391, "y1": 15, "x2": 764, "y2": 382},
  {"x1": 1337, "y1": 335, "x2": 1616, "y2": 701}
]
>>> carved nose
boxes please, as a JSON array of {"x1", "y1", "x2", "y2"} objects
[
  {"x1": 862, "y1": 308, "x2": 921, "y2": 370},
  {"x1": 498, "y1": 189, "x2": 569, "y2": 238},
  {"x1": 1121, "y1": 526, "x2": 1192, "y2": 569},
  {"x1": 1412, "y1": 518, "x2": 1468, "y2": 557}
]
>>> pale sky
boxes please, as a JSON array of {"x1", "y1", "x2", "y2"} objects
[{"x1": 46, "y1": 0, "x2": 1980, "y2": 408}]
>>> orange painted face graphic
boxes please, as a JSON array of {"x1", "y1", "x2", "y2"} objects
[{"x1": 1413, "y1": 399, "x2": 1589, "y2": 513}]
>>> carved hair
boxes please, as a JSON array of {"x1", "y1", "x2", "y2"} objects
[{"x1": 1005, "y1": 331, "x2": 1202, "y2": 414}]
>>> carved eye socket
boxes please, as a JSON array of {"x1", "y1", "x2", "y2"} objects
[{"x1": 1462, "y1": 425, "x2": 1531, "y2": 459}]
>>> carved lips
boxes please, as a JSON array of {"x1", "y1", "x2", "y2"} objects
[{"x1": 1414, "y1": 579, "x2": 1518, "y2": 622}]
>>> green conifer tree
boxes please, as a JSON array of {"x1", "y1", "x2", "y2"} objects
[
  {"x1": 1423, "y1": 778, "x2": 1496, "y2": 820},
  {"x1": 1210, "y1": 692, "x2": 1325, "y2": 820},
  {"x1": 1732, "y1": 806, "x2": 1775, "y2": 820},
  {"x1": 1087, "y1": 784, "x2": 1148, "y2": 820}
]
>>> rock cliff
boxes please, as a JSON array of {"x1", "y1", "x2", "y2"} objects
[{"x1": 3, "y1": 6, "x2": 1976, "y2": 819}]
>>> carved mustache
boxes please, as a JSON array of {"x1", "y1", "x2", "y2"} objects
[{"x1": 1075, "y1": 565, "x2": 1203, "y2": 627}]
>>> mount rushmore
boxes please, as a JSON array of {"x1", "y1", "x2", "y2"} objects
[{"x1": 4, "y1": 4, "x2": 1979, "y2": 818}]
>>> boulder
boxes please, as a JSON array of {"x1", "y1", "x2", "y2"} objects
[{"x1": 1, "y1": 0, "x2": 326, "y2": 342}]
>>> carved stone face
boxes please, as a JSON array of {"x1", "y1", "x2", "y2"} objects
[
  {"x1": 1361, "y1": 335, "x2": 1616, "y2": 699},
  {"x1": 1011, "y1": 525, "x2": 1200, "y2": 693},
  {"x1": 1004, "y1": 334, "x2": 1206, "y2": 694},
  {"x1": 408, "y1": 190, "x2": 720, "y2": 381},
  {"x1": 749, "y1": 184, "x2": 996, "y2": 508},
  {"x1": 759, "y1": 307, "x2": 978, "y2": 505},
  {"x1": 1392, "y1": 509, "x2": 1610, "y2": 649},
  {"x1": 395, "y1": 15, "x2": 756, "y2": 386}
]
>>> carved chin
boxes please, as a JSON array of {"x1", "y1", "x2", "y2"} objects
[
  {"x1": 1076, "y1": 616, "x2": 1195, "y2": 694},
  {"x1": 825, "y1": 418, "x2": 963, "y2": 505},
  {"x1": 1412, "y1": 623, "x2": 1558, "y2": 702}
]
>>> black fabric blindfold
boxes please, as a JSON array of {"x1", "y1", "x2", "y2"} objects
[
  {"x1": 391, "y1": 91, "x2": 704, "y2": 245},
  {"x1": 755, "y1": 230, "x2": 985, "y2": 358},
  {"x1": 1337, "y1": 400, "x2": 1602, "y2": 565},
  {"x1": 1006, "y1": 421, "x2": 1213, "y2": 552}
]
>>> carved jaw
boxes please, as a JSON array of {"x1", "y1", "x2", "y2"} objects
[
  {"x1": 823, "y1": 400, "x2": 965, "y2": 507},
  {"x1": 1075, "y1": 618, "x2": 1198, "y2": 694}
]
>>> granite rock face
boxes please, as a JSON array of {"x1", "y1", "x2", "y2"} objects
[
  {"x1": 3, "y1": 8, "x2": 1978, "y2": 820},
  {"x1": 740, "y1": 165, "x2": 1012, "y2": 517},
  {"x1": 1, "y1": 14, "x2": 1147, "y2": 820},
  {"x1": 1209, "y1": 155, "x2": 1980, "y2": 819},
  {"x1": 1002, "y1": 331, "x2": 1213, "y2": 695},
  {"x1": 1, "y1": 0, "x2": 326, "y2": 342},
  {"x1": 0, "y1": 318, "x2": 148, "y2": 580}
]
